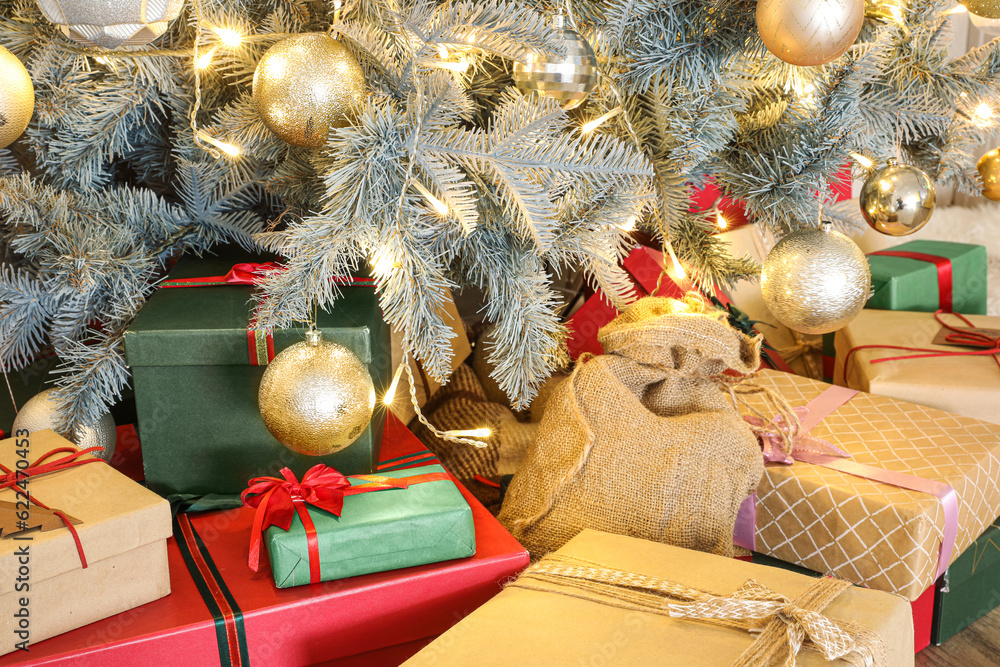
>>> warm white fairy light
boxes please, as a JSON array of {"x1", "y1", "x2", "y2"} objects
[
  {"x1": 716, "y1": 211, "x2": 728, "y2": 230},
  {"x1": 581, "y1": 107, "x2": 624, "y2": 134},
  {"x1": 887, "y1": 4, "x2": 905, "y2": 23},
  {"x1": 619, "y1": 215, "x2": 637, "y2": 232},
  {"x1": 444, "y1": 427, "x2": 491, "y2": 439},
  {"x1": 430, "y1": 58, "x2": 470, "y2": 73},
  {"x1": 411, "y1": 180, "x2": 449, "y2": 216},
  {"x1": 667, "y1": 244, "x2": 686, "y2": 280},
  {"x1": 973, "y1": 102, "x2": 994, "y2": 126},
  {"x1": 370, "y1": 247, "x2": 398, "y2": 277},
  {"x1": 196, "y1": 131, "x2": 240, "y2": 157},
  {"x1": 195, "y1": 47, "x2": 216, "y2": 70},
  {"x1": 850, "y1": 152, "x2": 874, "y2": 169},
  {"x1": 213, "y1": 27, "x2": 243, "y2": 48},
  {"x1": 383, "y1": 363, "x2": 405, "y2": 406}
]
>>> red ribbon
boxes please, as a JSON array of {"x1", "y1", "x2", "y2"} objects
[
  {"x1": 869, "y1": 250, "x2": 954, "y2": 313},
  {"x1": 0, "y1": 446, "x2": 106, "y2": 568},
  {"x1": 241, "y1": 465, "x2": 449, "y2": 584},
  {"x1": 843, "y1": 310, "x2": 1000, "y2": 382}
]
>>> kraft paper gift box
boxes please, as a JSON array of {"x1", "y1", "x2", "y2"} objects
[
  {"x1": 932, "y1": 516, "x2": 1000, "y2": 645},
  {"x1": 251, "y1": 463, "x2": 475, "y2": 588},
  {"x1": 0, "y1": 415, "x2": 529, "y2": 667},
  {"x1": 0, "y1": 429, "x2": 171, "y2": 656},
  {"x1": 405, "y1": 530, "x2": 914, "y2": 666},
  {"x1": 833, "y1": 309, "x2": 1000, "y2": 426},
  {"x1": 123, "y1": 251, "x2": 392, "y2": 496},
  {"x1": 737, "y1": 369, "x2": 1000, "y2": 602}
]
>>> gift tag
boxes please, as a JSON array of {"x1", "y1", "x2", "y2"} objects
[{"x1": 931, "y1": 326, "x2": 1000, "y2": 348}]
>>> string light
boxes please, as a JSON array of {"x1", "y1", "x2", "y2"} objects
[
  {"x1": 581, "y1": 107, "x2": 624, "y2": 134},
  {"x1": 619, "y1": 215, "x2": 637, "y2": 232},
  {"x1": 196, "y1": 131, "x2": 240, "y2": 157},
  {"x1": 850, "y1": 152, "x2": 874, "y2": 169},
  {"x1": 383, "y1": 363, "x2": 405, "y2": 406},
  {"x1": 887, "y1": 4, "x2": 905, "y2": 23},
  {"x1": 942, "y1": 3, "x2": 968, "y2": 13},
  {"x1": 194, "y1": 47, "x2": 216, "y2": 70},
  {"x1": 370, "y1": 247, "x2": 399, "y2": 277},
  {"x1": 213, "y1": 27, "x2": 243, "y2": 48},
  {"x1": 973, "y1": 102, "x2": 994, "y2": 126},
  {"x1": 666, "y1": 244, "x2": 686, "y2": 280},
  {"x1": 444, "y1": 428, "x2": 491, "y2": 439},
  {"x1": 411, "y1": 180, "x2": 449, "y2": 216},
  {"x1": 716, "y1": 211, "x2": 728, "y2": 230},
  {"x1": 424, "y1": 58, "x2": 470, "y2": 73},
  {"x1": 437, "y1": 44, "x2": 450, "y2": 58}
]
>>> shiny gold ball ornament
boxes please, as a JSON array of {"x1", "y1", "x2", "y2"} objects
[
  {"x1": 252, "y1": 34, "x2": 367, "y2": 148},
  {"x1": 513, "y1": 15, "x2": 597, "y2": 111},
  {"x1": 761, "y1": 222, "x2": 871, "y2": 335},
  {"x1": 756, "y1": 0, "x2": 864, "y2": 66},
  {"x1": 0, "y1": 46, "x2": 34, "y2": 150},
  {"x1": 977, "y1": 148, "x2": 1000, "y2": 201},
  {"x1": 13, "y1": 389, "x2": 116, "y2": 462},
  {"x1": 34, "y1": 0, "x2": 182, "y2": 48},
  {"x1": 258, "y1": 330, "x2": 376, "y2": 456},
  {"x1": 962, "y1": 0, "x2": 1000, "y2": 18},
  {"x1": 859, "y1": 158, "x2": 936, "y2": 236}
]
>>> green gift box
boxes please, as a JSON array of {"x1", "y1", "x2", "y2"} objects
[
  {"x1": 867, "y1": 239, "x2": 987, "y2": 315},
  {"x1": 933, "y1": 517, "x2": 1000, "y2": 645},
  {"x1": 262, "y1": 464, "x2": 476, "y2": 588},
  {"x1": 123, "y1": 251, "x2": 391, "y2": 497}
]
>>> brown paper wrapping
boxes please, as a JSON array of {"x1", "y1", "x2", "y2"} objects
[
  {"x1": 389, "y1": 288, "x2": 472, "y2": 426},
  {"x1": 834, "y1": 309, "x2": 1000, "y2": 426},
  {"x1": 742, "y1": 370, "x2": 1000, "y2": 601},
  {"x1": 405, "y1": 530, "x2": 914, "y2": 666},
  {"x1": 0, "y1": 430, "x2": 172, "y2": 655}
]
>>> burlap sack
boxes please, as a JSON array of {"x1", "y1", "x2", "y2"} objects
[{"x1": 499, "y1": 296, "x2": 766, "y2": 558}]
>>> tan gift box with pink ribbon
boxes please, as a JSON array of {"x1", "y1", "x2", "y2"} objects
[{"x1": 736, "y1": 370, "x2": 1000, "y2": 601}]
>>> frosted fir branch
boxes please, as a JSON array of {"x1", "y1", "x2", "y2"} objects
[
  {"x1": 0, "y1": 267, "x2": 54, "y2": 369},
  {"x1": 51, "y1": 334, "x2": 130, "y2": 436}
]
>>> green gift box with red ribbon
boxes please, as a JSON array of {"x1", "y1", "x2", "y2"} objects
[
  {"x1": 123, "y1": 251, "x2": 392, "y2": 498},
  {"x1": 243, "y1": 463, "x2": 475, "y2": 588}
]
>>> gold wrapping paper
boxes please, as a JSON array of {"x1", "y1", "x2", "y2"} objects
[
  {"x1": 741, "y1": 370, "x2": 1000, "y2": 601},
  {"x1": 834, "y1": 309, "x2": 1000, "y2": 425},
  {"x1": 0, "y1": 430, "x2": 172, "y2": 655},
  {"x1": 405, "y1": 530, "x2": 914, "y2": 666}
]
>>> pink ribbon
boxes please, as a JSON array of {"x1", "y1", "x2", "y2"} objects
[
  {"x1": 743, "y1": 408, "x2": 851, "y2": 465},
  {"x1": 736, "y1": 385, "x2": 959, "y2": 581}
]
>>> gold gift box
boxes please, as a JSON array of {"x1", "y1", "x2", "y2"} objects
[
  {"x1": 405, "y1": 530, "x2": 913, "y2": 666},
  {"x1": 0, "y1": 430, "x2": 172, "y2": 655},
  {"x1": 834, "y1": 309, "x2": 1000, "y2": 426},
  {"x1": 742, "y1": 370, "x2": 1000, "y2": 601}
]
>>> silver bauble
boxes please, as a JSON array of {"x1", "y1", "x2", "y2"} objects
[
  {"x1": 13, "y1": 389, "x2": 116, "y2": 462},
  {"x1": 756, "y1": 0, "x2": 864, "y2": 66},
  {"x1": 35, "y1": 0, "x2": 183, "y2": 48},
  {"x1": 0, "y1": 46, "x2": 34, "y2": 150},
  {"x1": 258, "y1": 330, "x2": 376, "y2": 456},
  {"x1": 761, "y1": 223, "x2": 871, "y2": 335},
  {"x1": 513, "y1": 17, "x2": 597, "y2": 111},
  {"x1": 859, "y1": 158, "x2": 936, "y2": 236}
]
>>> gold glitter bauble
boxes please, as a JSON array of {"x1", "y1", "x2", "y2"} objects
[
  {"x1": 13, "y1": 389, "x2": 116, "y2": 462},
  {"x1": 0, "y1": 46, "x2": 34, "y2": 150},
  {"x1": 978, "y1": 148, "x2": 1000, "y2": 201},
  {"x1": 859, "y1": 158, "x2": 936, "y2": 236},
  {"x1": 962, "y1": 0, "x2": 1000, "y2": 18},
  {"x1": 34, "y1": 0, "x2": 182, "y2": 48},
  {"x1": 258, "y1": 331, "x2": 376, "y2": 456},
  {"x1": 513, "y1": 18, "x2": 597, "y2": 111},
  {"x1": 253, "y1": 34, "x2": 367, "y2": 148},
  {"x1": 756, "y1": 0, "x2": 864, "y2": 66},
  {"x1": 761, "y1": 223, "x2": 871, "y2": 335}
]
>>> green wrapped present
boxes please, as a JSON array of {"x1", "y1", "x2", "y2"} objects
[
  {"x1": 867, "y1": 240, "x2": 987, "y2": 315},
  {"x1": 244, "y1": 463, "x2": 475, "y2": 588},
  {"x1": 123, "y1": 251, "x2": 391, "y2": 497},
  {"x1": 933, "y1": 516, "x2": 1000, "y2": 645}
]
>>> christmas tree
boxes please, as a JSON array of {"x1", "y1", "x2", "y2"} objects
[{"x1": 0, "y1": 0, "x2": 996, "y2": 435}]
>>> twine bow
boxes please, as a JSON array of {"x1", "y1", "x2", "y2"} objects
[
  {"x1": 0, "y1": 446, "x2": 107, "y2": 568},
  {"x1": 510, "y1": 554, "x2": 885, "y2": 667},
  {"x1": 742, "y1": 407, "x2": 850, "y2": 465},
  {"x1": 242, "y1": 464, "x2": 448, "y2": 584}
]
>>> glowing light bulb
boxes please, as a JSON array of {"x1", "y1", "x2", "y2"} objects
[
  {"x1": 411, "y1": 181, "x2": 449, "y2": 216},
  {"x1": 213, "y1": 27, "x2": 243, "y2": 48},
  {"x1": 446, "y1": 428, "x2": 491, "y2": 439},
  {"x1": 437, "y1": 45, "x2": 450, "y2": 58},
  {"x1": 974, "y1": 102, "x2": 994, "y2": 126},
  {"x1": 716, "y1": 212, "x2": 728, "y2": 230},
  {"x1": 850, "y1": 152, "x2": 873, "y2": 169},
  {"x1": 196, "y1": 131, "x2": 240, "y2": 157},
  {"x1": 383, "y1": 363, "x2": 405, "y2": 406},
  {"x1": 371, "y1": 248, "x2": 397, "y2": 277},
  {"x1": 667, "y1": 245, "x2": 686, "y2": 280},
  {"x1": 581, "y1": 107, "x2": 624, "y2": 134},
  {"x1": 619, "y1": 216, "x2": 637, "y2": 232},
  {"x1": 888, "y1": 4, "x2": 904, "y2": 23},
  {"x1": 194, "y1": 47, "x2": 216, "y2": 70}
]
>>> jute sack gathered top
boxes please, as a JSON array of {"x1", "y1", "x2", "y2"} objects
[{"x1": 499, "y1": 295, "x2": 772, "y2": 558}]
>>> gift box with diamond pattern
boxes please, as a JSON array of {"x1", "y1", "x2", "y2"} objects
[{"x1": 738, "y1": 370, "x2": 1000, "y2": 601}]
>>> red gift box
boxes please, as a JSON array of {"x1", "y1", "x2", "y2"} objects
[{"x1": 0, "y1": 415, "x2": 529, "y2": 667}]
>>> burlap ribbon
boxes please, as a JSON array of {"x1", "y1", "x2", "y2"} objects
[{"x1": 510, "y1": 554, "x2": 886, "y2": 667}]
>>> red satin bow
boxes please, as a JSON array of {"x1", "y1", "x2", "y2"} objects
[
  {"x1": 242, "y1": 465, "x2": 411, "y2": 584},
  {"x1": 844, "y1": 310, "x2": 1000, "y2": 380},
  {"x1": 0, "y1": 446, "x2": 106, "y2": 568}
]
